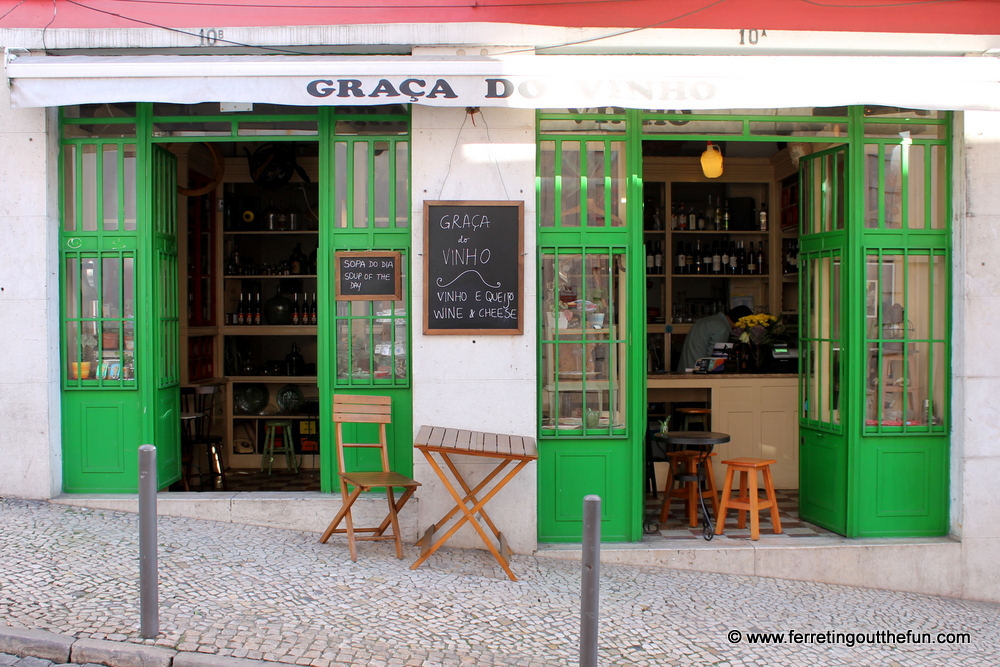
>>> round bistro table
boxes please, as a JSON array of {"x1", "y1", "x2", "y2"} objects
[{"x1": 651, "y1": 430, "x2": 731, "y2": 540}]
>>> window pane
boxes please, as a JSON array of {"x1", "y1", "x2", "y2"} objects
[
  {"x1": 63, "y1": 145, "x2": 77, "y2": 232},
  {"x1": 864, "y1": 123, "x2": 946, "y2": 139},
  {"x1": 123, "y1": 146, "x2": 137, "y2": 231},
  {"x1": 374, "y1": 142, "x2": 390, "y2": 228},
  {"x1": 561, "y1": 146, "x2": 581, "y2": 227},
  {"x1": 63, "y1": 123, "x2": 137, "y2": 139},
  {"x1": 864, "y1": 107, "x2": 943, "y2": 119},
  {"x1": 395, "y1": 143, "x2": 409, "y2": 228},
  {"x1": 353, "y1": 142, "x2": 369, "y2": 228},
  {"x1": 932, "y1": 254, "x2": 946, "y2": 340},
  {"x1": 748, "y1": 121, "x2": 847, "y2": 137},
  {"x1": 102, "y1": 145, "x2": 119, "y2": 232},
  {"x1": 864, "y1": 144, "x2": 880, "y2": 229},
  {"x1": 82, "y1": 145, "x2": 97, "y2": 232},
  {"x1": 930, "y1": 144, "x2": 948, "y2": 230},
  {"x1": 540, "y1": 251, "x2": 626, "y2": 434},
  {"x1": 885, "y1": 144, "x2": 903, "y2": 229},
  {"x1": 334, "y1": 142, "x2": 348, "y2": 228},
  {"x1": 539, "y1": 141, "x2": 555, "y2": 227},
  {"x1": 908, "y1": 144, "x2": 926, "y2": 230}
]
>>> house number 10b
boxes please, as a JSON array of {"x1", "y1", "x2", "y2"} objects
[
  {"x1": 739, "y1": 28, "x2": 767, "y2": 45},
  {"x1": 199, "y1": 29, "x2": 224, "y2": 46}
]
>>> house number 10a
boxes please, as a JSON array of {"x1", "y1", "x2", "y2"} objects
[
  {"x1": 739, "y1": 29, "x2": 767, "y2": 45},
  {"x1": 199, "y1": 29, "x2": 223, "y2": 46}
]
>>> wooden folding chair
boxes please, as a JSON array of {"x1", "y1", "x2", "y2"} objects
[{"x1": 319, "y1": 394, "x2": 420, "y2": 560}]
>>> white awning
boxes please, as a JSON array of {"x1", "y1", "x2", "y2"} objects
[{"x1": 6, "y1": 52, "x2": 1000, "y2": 111}]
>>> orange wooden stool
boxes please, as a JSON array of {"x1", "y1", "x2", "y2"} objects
[
  {"x1": 714, "y1": 457, "x2": 782, "y2": 540},
  {"x1": 676, "y1": 407, "x2": 711, "y2": 431},
  {"x1": 659, "y1": 450, "x2": 719, "y2": 527}
]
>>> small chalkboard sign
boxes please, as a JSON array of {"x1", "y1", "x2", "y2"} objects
[
  {"x1": 424, "y1": 201, "x2": 524, "y2": 335},
  {"x1": 335, "y1": 251, "x2": 402, "y2": 301}
]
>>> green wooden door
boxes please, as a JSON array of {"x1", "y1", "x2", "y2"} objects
[
  {"x1": 60, "y1": 137, "x2": 181, "y2": 492},
  {"x1": 797, "y1": 146, "x2": 849, "y2": 534},
  {"x1": 319, "y1": 112, "x2": 413, "y2": 492},
  {"x1": 148, "y1": 146, "x2": 182, "y2": 486},
  {"x1": 535, "y1": 128, "x2": 645, "y2": 542}
]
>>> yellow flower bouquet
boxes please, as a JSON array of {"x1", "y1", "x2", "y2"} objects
[{"x1": 731, "y1": 313, "x2": 786, "y2": 371}]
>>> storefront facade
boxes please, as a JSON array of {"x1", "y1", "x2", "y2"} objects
[{"x1": 3, "y1": 5, "x2": 1000, "y2": 601}]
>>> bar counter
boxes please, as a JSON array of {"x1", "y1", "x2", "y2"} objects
[{"x1": 648, "y1": 373, "x2": 799, "y2": 489}]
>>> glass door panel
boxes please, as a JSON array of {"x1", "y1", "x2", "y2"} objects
[
  {"x1": 540, "y1": 249, "x2": 626, "y2": 436},
  {"x1": 864, "y1": 251, "x2": 947, "y2": 432}
]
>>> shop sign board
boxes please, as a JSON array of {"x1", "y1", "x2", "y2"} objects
[
  {"x1": 423, "y1": 200, "x2": 523, "y2": 335},
  {"x1": 10, "y1": 54, "x2": 1000, "y2": 111},
  {"x1": 335, "y1": 250, "x2": 402, "y2": 301}
]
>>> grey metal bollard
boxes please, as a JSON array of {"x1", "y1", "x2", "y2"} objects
[
  {"x1": 580, "y1": 494, "x2": 601, "y2": 667},
  {"x1": 138, "y1": 444, "x2": 159, "y2": 639}
]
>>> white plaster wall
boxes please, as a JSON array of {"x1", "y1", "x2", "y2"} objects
[
  {"x1": 0, "y1": 64, "x2": 61, "y2": 498},
  {"x1": 410, "y1": 95, "x2": 538, "y2": 554},
  {"x1": 956, "y1": 110, "x2": 1000, "y2": 603}
]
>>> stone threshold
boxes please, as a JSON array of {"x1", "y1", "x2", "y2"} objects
[{"x1": 535, "y1": 535, "x2": 962, "y2": 599}]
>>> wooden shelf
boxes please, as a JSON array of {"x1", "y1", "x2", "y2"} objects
[
  {"x1": 669, "y1": 229, "x2": 769, "y2": 235},
  {"x1": 233, "y1": 414, "x2": 320, "y2": 420},
  {"x1": 230, "y1": 375, "x2": 318, "y2": 383},
  {"x1": 222, "y1": 325, "x2": 317, "y2": 335},
  {"x1": 224, "y1": 230, "x2": 318, "y2": 235},
  {"x1": 225, "y1": 274, "x2": 317, "y2": 279}
]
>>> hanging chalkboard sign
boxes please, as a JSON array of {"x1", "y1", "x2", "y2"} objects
[
  {"x1": 423, "y1": 201, "x2": 524, "y2": 335},
  {"x1": 335, "y1": 250, "x2": 402, "y2": 301}
]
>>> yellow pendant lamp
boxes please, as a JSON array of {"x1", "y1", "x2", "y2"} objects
[{"x1": 701, "y1": 141, "x2": 723, "y2": 178}]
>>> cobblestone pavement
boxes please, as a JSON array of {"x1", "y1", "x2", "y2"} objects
[{"x1": 2, "y1": 498, "x2": 999, "y2": 666}]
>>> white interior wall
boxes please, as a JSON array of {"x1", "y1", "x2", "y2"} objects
[
  {"x1": 410, "y1": 99, "x2": 538, "y2": 554},
  {"x1": 0, "y1": 67, "x2": 61, "y2": 498},
  {"x1": 956, "y1": 110, "x2": 1000, "y2": 602}
]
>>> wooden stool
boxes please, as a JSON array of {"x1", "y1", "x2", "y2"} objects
[
  {"x1": 261, "y1": 420, "x2": 298, "y2": 474},
  {"x1": 659, "y1": 450, "x2": 719, "y2": 527},
  {"x1": 676, "y1": 407, "x2": 711, "y2": 431},
  {"x1": 714, "y1": 457, "x2": 782, "y2": 540}
]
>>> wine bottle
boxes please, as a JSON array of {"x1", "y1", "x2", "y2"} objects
[
  {"x1": 711, "y1": 241, "x2": 721, "y2": 275},
  {"x1": 747, "y1": 242, "x2": 758, "y2": 274},
  {"x1": 646, "y1": 243, "x2": 654, "y2": 275},
  {"x1": 310, "y1": 292, "x2": 318, "y2": 325},
  {"x1": 720, "y1": 243, "x2": 730, "y2": 273},
  {"x1": 292, "y1": 293, "x2": 300, "y2": 325},
  {"x1": 254, "y1": 292, "x2": 262, "y2": 325},
  {"x1": 291, "y1": 243, "x2": 309, "y2": 275},
  {"x1": 687, "y1": 205, "x2": 696, "y2": 230},
  {"x1": 237, "y1": 293, "x2": 246, "y2": 325},
  {"x1": 757, "y1": 242, "x2": 766, "y2": 275},
  {"x1": 759, "y1": 202, "x2": 769, "y2": 232},
  {"x1": 714, "y1": 198, "x2": 722, "y2": 231},
  {"x1": 301, "y1": 293, "x2": 311, "y2": 325},
  {"x1": 226, "y1": 243, "x2": 242, "y2": 276},
  {"x1": 729, "y1": 241, "x2": 739, "y2": 275},
  {"x1": 675, "y1": 242, "x2": 686, "y2": 275},
  {"x1": 654, "y1": 242, "x2": 663, "y2": 275},
  {"x1": 685, "y1": 243, "x2": 694, "y2": 274},
  {"x1": 723, "y1": 199, "x2": 730, "y2": 231}
]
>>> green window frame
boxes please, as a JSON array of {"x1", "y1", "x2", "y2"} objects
[
  {"x1": 539, "y1": 247, "x2": 628, "y2": 437},
  {"x1": 799, "y1": 250, "x2": 844, "y2": 432},
  {"x1": 325, "y1": 111, "x2": 412, "y2": 389},
  {"x1": 60, "y1": 138, "x2": 140, "y2": 389}
]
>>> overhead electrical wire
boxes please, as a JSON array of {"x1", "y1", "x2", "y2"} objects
[{"x1": 12, "y1": 0, "x2": 977, "y2": 58}]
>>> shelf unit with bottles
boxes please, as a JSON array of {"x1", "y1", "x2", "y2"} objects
[
  {"x1": 642, "y1": 157, "x2": 798, "y2": 373},
  {"x1": 193, "y1": 153, "x2": 322, "y2": 470}
]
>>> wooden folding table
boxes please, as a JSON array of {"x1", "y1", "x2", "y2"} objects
[{"x1": 410, "y1": 425, "x2": 538, "y2": 581}]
